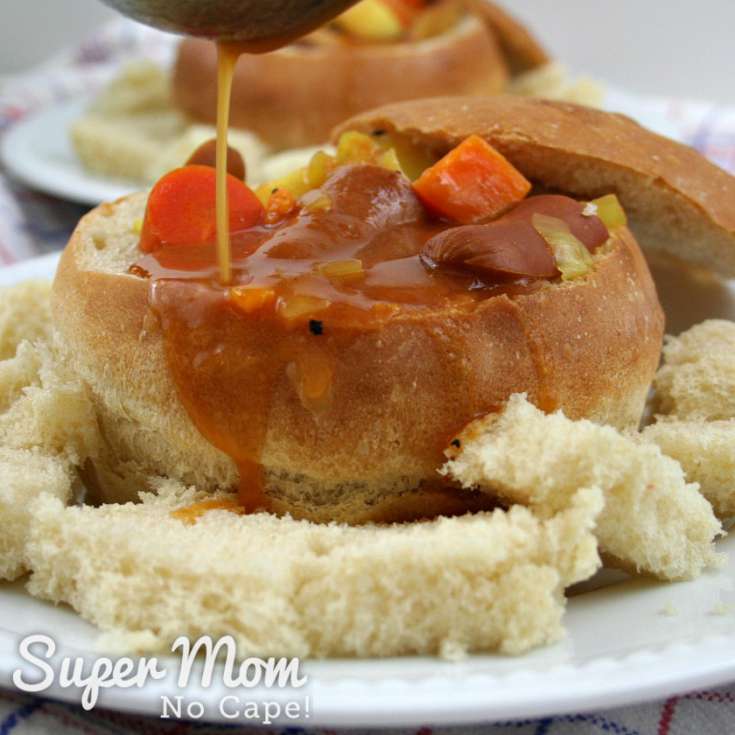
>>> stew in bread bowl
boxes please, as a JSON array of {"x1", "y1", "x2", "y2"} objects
[{"x1": 55, "y1": 96, "x2": 732, "y2": 523}]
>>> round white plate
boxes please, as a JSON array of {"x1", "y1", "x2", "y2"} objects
[
  {"x1": 1, "y1": 98, "x2": 140, "y2": 206},
  {"x1": 0, "y1": 257, "x2": 734, "y2": 727},
  {"x1": 1, "y1": 90, "x2": 683, "y2": 208}
]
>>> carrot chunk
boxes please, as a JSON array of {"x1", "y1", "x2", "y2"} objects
[
  {"x1": 228, "y1": 286, "x2": 277, "y2": 314},
  {"x1": 139, "y1": 165, "x2": 263, "y2": 253},
  {"x1": 412, "y1": 135, "x2": 531, "y2": 224}
]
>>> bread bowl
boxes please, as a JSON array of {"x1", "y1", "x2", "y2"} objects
[
  {"x1": 55, "y1": 96, "x2": 726, "y2": 523},
  {"x1": 171, "y1": 1, "x2": 528, "y2": 150}
]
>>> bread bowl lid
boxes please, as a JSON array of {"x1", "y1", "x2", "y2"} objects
[{"x1": 334, "y1": 95, "x2": 735, "y2": 277}]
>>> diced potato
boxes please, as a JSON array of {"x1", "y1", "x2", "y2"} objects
[
  {"x1": 257, "y1": 150, "x2": 337, "y2": 205},
  {"x1": 255, "y1": 130, "x2": 434, "y2": 206},
  {"x1": 377, "y1": 147, "x2": 402, "y2": 173},
  {"x1": 389, "y1": 137, "x2": 438, "y2": 180},
  {"x1": 337, "y1": 131, "x2": 382, "y2": 165},
  {"x1": 307, "y1": 151, "x2": 338, "y2": 188},
  {"x1": 256, "y1": 168, "x2": 311, "y2": 205},
  {"x1": 334, "y1": 0, "x2": 404, "y2": 41},
  {"x1": 277, "y1": 295, "x2": 331, "y2": 322}
]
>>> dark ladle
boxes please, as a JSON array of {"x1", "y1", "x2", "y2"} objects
[{"x1": 100, "y1": 0, "x2": 360, "y2": 48}]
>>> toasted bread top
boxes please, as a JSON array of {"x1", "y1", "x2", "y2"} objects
[{"x1": 335, "y1": 96, "x2": 735, "y2": 276}]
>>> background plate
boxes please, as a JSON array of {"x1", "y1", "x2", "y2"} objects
[{"x1": 1, "y1": 99, "x2": 139, "y2": 206}]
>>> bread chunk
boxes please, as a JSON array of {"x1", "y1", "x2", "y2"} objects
[
  {"x1": 25, "y1": 480, "x2": 602, "y2": 658},
  {"x1": 0, "y1": 448, "x2": 72, "y2": 580},
  {"x1": 443, "y1": 394, "x2": 722, "y2": 580},
  {"x1": 642, "y1": 420, "x2": 735, "y2": 518},
  {"x1": 654, "y1": 320, "x2": 735, "y2": 421},
  {"x1": 0, "y1": 282, "x2": 101, "y2": 578}
]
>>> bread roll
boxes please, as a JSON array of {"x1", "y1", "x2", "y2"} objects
[
  {"x1": 466, "y1": 0, "x2": 549, "y2": 73},
  {"x1": 172, "y1": 14, "x2": 509, "y2": 149}
]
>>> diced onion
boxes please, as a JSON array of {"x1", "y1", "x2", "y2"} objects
[
  {"x1": 532, "y1": 213, "x2": 593, "y2": 281},
  {"x1": 590, "y1": 194, "x2": 627, "y2": 230},
  {"x1": 318, "y1": 259, "x2": 364, "y2": 279}
]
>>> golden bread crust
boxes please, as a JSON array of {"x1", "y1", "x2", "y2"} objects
[
  {"x1": 172, "y1": 16, "x2": 508, "y2": 149},
  {"x1": 465, "y1": 0, "x2": 549, "y2": 73},
  {"x1": 335, "y1": 95, "x2": 735, "y2": 276},
  {"x1": 53, "y1": 197, "x2": 663, "y2": 522}
]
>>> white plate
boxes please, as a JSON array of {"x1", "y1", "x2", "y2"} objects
[
  {"x1": 1, "y1": 99, "x2": 139, "y2": 206},
  {"x1": 1, "y1": 91, "x2": 684, "y2": 208},
  {"x1": 1, "y1": 257, "x2": 734, "y2": 727}
]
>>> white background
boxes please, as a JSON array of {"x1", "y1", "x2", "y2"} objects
[{"x1": 1, "y1": 1, "x2": 734, "y2": 103}]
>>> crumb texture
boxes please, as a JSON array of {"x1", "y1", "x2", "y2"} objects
[
  {"x1": 0, "y1": 448, "x2": 72, "y2": 580},
  {"x1": 25, "y1": 480, "x2": 601, "y2": 658},
  {"x1": 644, "y1": 319, "x2": 735, "y2": 517},
  {"x1": 0, "y1": 282, "x2": 100, "y2": 580},
  {"x1": 654, "y1": 320, "x2": 735, "y2": 421},
  {"x1": 444, "y1": 394, "x2": 722, "y2": 580}
]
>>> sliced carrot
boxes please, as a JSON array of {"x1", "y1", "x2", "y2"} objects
[
  {"x1": 139, "y1": 165, "x2": 263, "y2": 253},
  {"x1": 264, "y1": 188, "x2": 298, "y2": 224},
  {"x1": 412, "y1": 135, "x2": 531, "y2": 224}
]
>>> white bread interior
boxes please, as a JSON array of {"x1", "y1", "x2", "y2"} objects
[
  {"x1": 0, "y1": 448, "x2": 72, "y2": 581},
  {"x1": 443, "y1": 394, "x2": 723, "y2": 580},
  {"x1": 644, "y1": 319, "x2": 735, "y2": 518},
  {"x1": 25, "y1": 480, "x2": 602, "y2": 658},
  {"x1": 0, "y1": 281, "x2": 98, "y2": 580},
  {"x1": 642, "y1": 420, "x2": 735, "y2": 519},
  {"x1": 653, "y1": 319, "x2": 735, "y2": 421}
]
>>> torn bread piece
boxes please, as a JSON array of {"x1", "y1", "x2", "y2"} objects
[
  {"x1": 25, "y1": 481, "x2": 602, "y2": 658},
  {"x1": 642, "y1": 420, "x2": 735, "y2": 518},
  {"x1": 0, "y1": 281, "x2": 101, "y2": 578},
  {"x1": 443, "y1": 394, "x2": 722, "y2": 581},
  {"x1": 0, "y1": 448, "x2": 72, "y2": 580},
  {"x1": 0, "y1": 340, "x2": 100, "y2": 464},
  {"x1": 0, "y1": 280, "x2": 52, "y2": 360},
  {"x1": 654, "y1": 320, "x2": 735, "y2": 421},
  {"x1": 0, "y1": 341, "x2": 98, "y2": 578}
]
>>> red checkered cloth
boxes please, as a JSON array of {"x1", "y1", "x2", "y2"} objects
[
  {"x1": 1, "y1": 686, "x2": 735, "y2": 733},
  {"x1": 0, "y1": 18, "x2": 734, "y2": 735}
]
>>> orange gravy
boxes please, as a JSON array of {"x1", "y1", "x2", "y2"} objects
[{"x1": 172, "y1": 498, "x2": 245, "y2": 524}]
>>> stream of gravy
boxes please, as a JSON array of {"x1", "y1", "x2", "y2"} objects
[{"x1": 214, "y1": 43, "x2": 240, "y2": 285}]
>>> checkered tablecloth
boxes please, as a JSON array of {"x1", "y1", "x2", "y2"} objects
[{"x1": 1, "y1": 18, "x2": 734, "y2": 735}]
